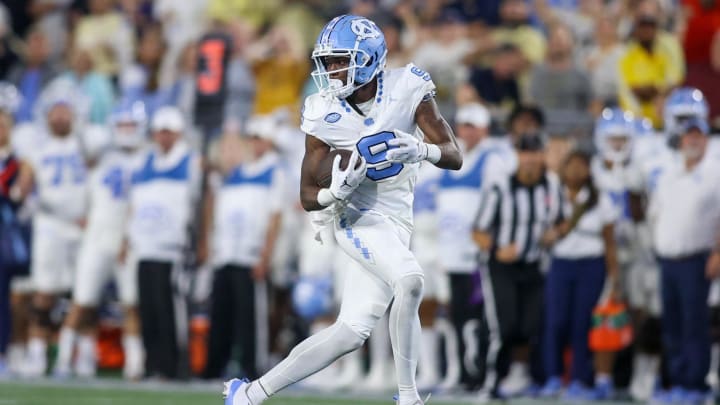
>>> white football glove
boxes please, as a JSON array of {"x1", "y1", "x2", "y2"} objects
[
  {"x1": 328, "y1": 149, "x2": 367, "y2": 201},
  {"x1": 386, "y1": 129, "x2": 441, "y2": 164}
]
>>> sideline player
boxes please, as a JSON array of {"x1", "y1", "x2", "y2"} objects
[
  {"x1": 53, "y1": 102, "x2": 147, "y2": 379},
  {"x1": 224, "y1": 14, "x2": 462, "y2": 405},
  {"x1": 12, "y1": 94, "x2": 88, "y2": 377}
]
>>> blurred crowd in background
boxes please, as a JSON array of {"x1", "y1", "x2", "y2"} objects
[{"x1": 1, "y1": 0, "x2": 720, "y2": 403}]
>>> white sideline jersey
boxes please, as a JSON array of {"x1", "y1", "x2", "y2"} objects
[
  {"x1": 85, "y1": 149, "x2": 143, "y2": 249},
  {"x1": 28, "y1": 133, "x2": 87, "y2": 225},
  {"x1": 301, "y1": 63, "x2": 437, "y2": 231}
]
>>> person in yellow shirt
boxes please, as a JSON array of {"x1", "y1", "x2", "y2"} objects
[
  {"x1": 492, "y1": 0, "x2": 547, "y2": 66},
  {"x1": 618, "y1": 0, "x2": 685, "y2": 128},
  {"x1": 248, "y1": 24, "x2": 309, "y2": 119},
  {"x1": 74, "y1": 0, "x2": 134, "y2": 79}
]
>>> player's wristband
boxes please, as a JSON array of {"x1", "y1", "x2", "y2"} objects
[
  {"x1": 317, "y1": 188, "x2": 339, "y2": 207},
  {"x1": 425, "y1": 143, "x2": 441, "y2": 164}
]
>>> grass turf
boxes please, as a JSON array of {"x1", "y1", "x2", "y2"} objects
[{"x1": 0, "y1": 382, "x2": 476, "y2": 405}]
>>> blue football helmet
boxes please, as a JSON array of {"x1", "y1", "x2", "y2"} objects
[
  {"x1": 663, "y1": 87, "x2": 708, "y2": 136},
  {"x1": 292, "y1": 276, "x2": 333, "y2": 320},
  {"x1": 110, "y1": 99, "x2": 147, "y2": 149},
  {"x1": 311, "y1": 15, "x2": 387, "y2": 99},
  {"x1": 595, "y1": 107, "x2": 636, "y2": 163}
]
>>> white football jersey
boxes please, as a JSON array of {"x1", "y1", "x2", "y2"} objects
[
  {"x1": 29, "y1": 133, "x2": 87, "y2": 223},
  {"x1": 85, "y1": 149, "x2": 143, "y2": 243},
  {"x1": 301, "y1": 63, "x2": 436, "y2": 231}
]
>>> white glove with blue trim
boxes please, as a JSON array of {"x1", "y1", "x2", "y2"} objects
[
  {"x1": 386, "y1": 129, "x2": 441, "y2": 164},
  {"x1": 328, "y1": 149, "x2": 367, "y2": 201}
]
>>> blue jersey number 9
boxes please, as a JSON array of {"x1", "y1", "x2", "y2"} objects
[{"x1": 356, "y1": 131, "x2": 403, "y2": 181}]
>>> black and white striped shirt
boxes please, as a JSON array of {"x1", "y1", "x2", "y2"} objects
[{"x1": 474, "y1": 172, "x2": 563, "y2": 264}]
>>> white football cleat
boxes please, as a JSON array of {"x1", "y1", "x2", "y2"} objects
[
  {"x1": 393, "y1": 393, "x2": 432, "y2": 405},
  {"x1": 223, "y1": 378, "x2": 252, "y2": 405},
  {"x1": 498, "y1": 362, "x2": 531, "y2": 398}
]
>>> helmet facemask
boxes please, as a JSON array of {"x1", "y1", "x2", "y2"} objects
[{"x1": 311, "y1": 44, "x2": 384, "y2": 99}]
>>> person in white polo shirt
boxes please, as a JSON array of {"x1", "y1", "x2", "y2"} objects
[
  {"x1": 538, "y1": 149, "x2": 619, "y2": 401},
  {"x1": 201, "y1": 115, "x2": 283, "y2": 380},
  {"x1": 436, "y1": 102, "x2": 508, "y2": 389},
  {"x1": 649, "y1": 117, "x2": 720, "y2": 404},
  {"x1": 126, "y1": 106, "x2": 201, "y2": 379}
]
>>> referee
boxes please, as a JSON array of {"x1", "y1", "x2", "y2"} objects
[{"x1": 473, "y1": 132, "x2": 562, "y2": 398}]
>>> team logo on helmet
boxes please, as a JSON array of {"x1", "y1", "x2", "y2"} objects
[{"x1": 351, "y1": 19, "x2": 381, "y2": 40}]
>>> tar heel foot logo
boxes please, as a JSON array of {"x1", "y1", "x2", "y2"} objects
[
  {"x1": 324, "y1": 112, "x2": 342, "y2": 123},
  {"x1": 351, "y1": 19, "x2": 381, "y2": 40}
]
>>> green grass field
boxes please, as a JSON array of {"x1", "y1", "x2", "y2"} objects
[
  {"x1": 0, "y1": 381, "x2": 477, "y2": 405},
  {"x1": 0, "y1": 380, "x2": 644, "y2": 405}
]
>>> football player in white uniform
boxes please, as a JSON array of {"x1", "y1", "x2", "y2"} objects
[
  {"x1": 592, "y1": 108, "x2": 664, "y2": 401},
  {"x1": 12, "y1": 94, "x2": 88, "y2": 377},
  {"x1": 224, "y1": 14, "x2": 462, "y2": 405},
  {"x1": 53, "y1": 101, "x2": 147, "y2": 379}
]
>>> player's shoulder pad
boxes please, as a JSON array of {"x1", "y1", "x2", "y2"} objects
[
  {"x1": 387, "y1": 63, "x2": 437, "y2": 114},
  {"x1": 400, "y1": 63, "x2": 436, "y2": 94},
  {"x1": 300, "y1": 93, "x2": 333, "y2": 137}
]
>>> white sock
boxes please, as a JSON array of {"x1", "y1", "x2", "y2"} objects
[
  {"x1": 123, "y1": 334, "x2": 144, "y2": 379},
  {"x1": 27, "y1": 338, "x2": 46, "y2": 363},
  {"x1": 418, "y1": 328, "x2": 438, "y2": 382},
  {"x1": 55, "y1": 328, "x2": 77, "y2": 371},
  {"x1": 246, "y1": 380, "x2": 269, "y2": 404},
  {"x1": 76, "y1": 336, "x2": 96, "y2": 367},
  {"x1": 7, "y1": 343, "x2": 25, "y2": 373},
  {"x1": 388, "y1": 275, "x2": 424, "y2": 405}
]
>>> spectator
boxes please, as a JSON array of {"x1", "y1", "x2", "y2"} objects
[
  {"x1": 0, "y1": 4, "x2": 19, "y2": 79},
  {"x1": 492, "y1": 0, "x2": 547, "y2": 66},
  {"x1": 201, "y1": 115, "x2": 283, "y2": 380},
  {"x1": 529, "y1": 23, "x2": 595, "y2": 137},
  {"x1": 535, "y1": 0, "x2": 602, "y2": 54},
  {"x1": 618, "y1": 0, "x2": 685, "y2": 128},
  {"x1": 412, "y1": 11, "x2": 474, "y2": 117},
  {"x1": 121, "y1": 23, "x2": 178, "y2": 119},
  {"x1": 128, "y1": 106, "x2": 201, "y2": 379},
  {"x1": 584, "y1": 16, "x2": 625, "y2": 108},
  {"x1": 28, "y1": 0, "x2": 74, "y2": 63},
  {"x1": 538, "y1": 150, "x2": 619, "y2": 400},
  {"x1": 248, "y1": 24, "x2": 309, "y2": 117},
  {"x1": 49, "y1": 47, "x2": 115, "y2": 124},
  {"x1": 462, "y1": 43, "x2": 523, "y2": 115},
  {"x1": 223, "y1": 19, "x2": 256, "y2": 130},
  {"x1": 7, "y1": 26, "x2": 60, "y2": 123},
  {"x1": 681, "y1": 0, "x2": 720, "y2": 127},
  {"x1": 473, "y1": 132, "x2": 562, "y2": 399},
  {"x1": 376, "y1": 15, "x2": 411, "y2": 69},
  {"x1": 74, "y1": 0, "x2": 134, "y2": 79},
  {"x1": 205, "y1": 0, "x2": 282, "y2": 32},
  {"x1": 649, "y1": 117, "x2": 720, "y2": 403}
]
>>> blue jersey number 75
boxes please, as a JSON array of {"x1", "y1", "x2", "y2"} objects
[{"x1": 356, "y1": 131, "x2": 404, "y2": 181}]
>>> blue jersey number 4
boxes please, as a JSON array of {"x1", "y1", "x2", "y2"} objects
[
  {"x1": 102, "y1": 167, "x2": 127, "y2": 199},
  {"x1": 356, "y1": 131, "x2": 403, "y2": 181}
]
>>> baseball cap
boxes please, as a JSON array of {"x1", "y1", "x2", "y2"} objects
[
  {"x1": 680, "y1": 117, "x2": 709, "y2": 135},
  {"x1": 515, "y1": 132, "x2": 546, "y2": 151},
  {"x1": 245, "y1": 115, "x2": 276, "y2": 141},
  {"x1": 151, "y1": 106, "x2": 184, "y2": 133},
  {"x1": 455, "y1": 103, "x2": 490, "y2": 128}
]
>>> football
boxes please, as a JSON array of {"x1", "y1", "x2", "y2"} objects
[{"x1": 315, "y1": 149, "x2": 357, "y2": 188}]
